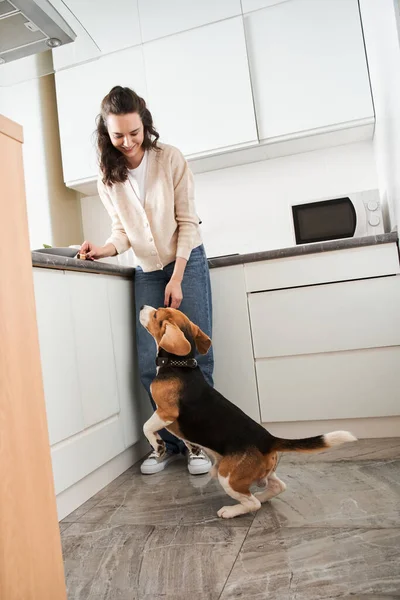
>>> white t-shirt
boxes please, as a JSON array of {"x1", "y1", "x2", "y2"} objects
[{"x1": 127, "y1": 151, "x2": 148, "y2": 206}]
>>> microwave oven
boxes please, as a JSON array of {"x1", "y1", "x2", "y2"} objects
[{"x1": 291, "y1": 190, "x2": 384, "y2": 245}]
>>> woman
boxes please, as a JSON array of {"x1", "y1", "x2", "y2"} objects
[{"x1": 80, "y1": 86, "x2": 213, "y2": 476}]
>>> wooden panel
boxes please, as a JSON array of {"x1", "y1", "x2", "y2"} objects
[
  {"x1": 66, "y1": 272, "x2": 120, "y2": 427},
  {"x1": 244, "y1": 243, "x2": 400, "y2": 292},
  {"x1": 249, "y1": 276, "x2": 400, "y2": 358},
  {"x1": 0, "y1": 112, "x2": 23, "y2": 142},
  {"x1": 257, "y1": 346, "x2": 400, "y2": 422},
  {"x1": 0, "y1": 118, "x2": 66, "y2": 598},
  {"x1": 210, "y1": 265, "x2": 260, "y2": 421},
  {"x1": 33, "y1": 268, "x2": 84, "y2": 445}
]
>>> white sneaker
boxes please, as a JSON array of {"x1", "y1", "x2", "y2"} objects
[
  {"x1": 187, "y1": 449, "x2": 212, "y2": 475},
  {"x1": 140, "y1": 451, "x2": 178, "y2": 474}
]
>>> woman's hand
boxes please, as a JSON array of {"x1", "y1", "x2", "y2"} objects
[
  {"x1": 165, "y1": 278, "x2": 183, "y2": 309},
  {"x1": 79, "y1": 241, "x2": 116, "y2": 260}
]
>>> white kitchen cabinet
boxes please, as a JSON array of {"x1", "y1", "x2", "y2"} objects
[
  {"x1": 138, "y1": 0, "x2": 241, "y2": 42},
  {"x1": 33, "y1": 269, "x2": 84, "y2": 445},
  {"x1": 51, "y1": 0, "x2": 141, "y2": 70},
  {"x1": 50, "y1": 0, "x2": 101, "y2": 71},
  {"x1": 244, "y1": 243, "x2": 400, "y2": 293},
  {"x1": 66, "y1": 271, "x2": 120, "y2": 427},
  {"x1": 249, "y1": 275, "x2": 400, "y2": 359},
  {"x1": 106, "y1": 277, "x2": 151, "y2": 448},
  {"x1": 143, "y1": 17, "x2": 258, "y2": 157},
  {"x1": 242, "y1": 0, "x2": 288, "y2": 12},
  {"x1": 257, "y1": 346, "x2": 400, "y2": 422},
  {"x1": 210, "y1": 265, "x2": 260, "y2": 421},
  {"x1": 244, "y1": 0, "x2": 374, "y2": 141},
  {"x1": 55, "y1": 45, "x2": 147, "y2": 185}
]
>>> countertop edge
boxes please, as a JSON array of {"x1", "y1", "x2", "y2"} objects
[
  {"x1": 32, "y1": 233, "x2": 398, "y2": 275},
  {"x1": 31, "y1": 252, "x2": 135, "y2": 278},
  {"x1": 207, "y1": 232, "x2": 399, "y2": 269}
]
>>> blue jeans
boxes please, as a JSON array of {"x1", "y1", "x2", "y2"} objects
[{"x1": 134, "y1": 244, "x2": 214, "y2": 454}]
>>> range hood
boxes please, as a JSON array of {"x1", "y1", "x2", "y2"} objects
[{"x1": 0, "y1": 0, "x2": 76, "y2": 64}]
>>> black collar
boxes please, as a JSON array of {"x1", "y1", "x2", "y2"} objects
[{"x1": 156, "y1": 356, "x2": 198, "y2": 369}]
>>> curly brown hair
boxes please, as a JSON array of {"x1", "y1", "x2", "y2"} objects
[{"x1": 96, "y1": 86, "x2": 160, "y2": 186}]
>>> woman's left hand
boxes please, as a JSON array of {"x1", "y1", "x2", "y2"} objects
[{"x1": 165, "y1": 279, "x2": 183, "y2": 309}]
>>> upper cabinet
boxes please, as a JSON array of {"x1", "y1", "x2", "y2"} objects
[
  {"x1": 143, "y1": 17, "x2": 258, "y2": 157},
  {"x1": 55, "y1": 46, "x2": 147, "y2": 185},
  {"x1": 53, "y1": 0, "x2": 375, "y2": 189},
  {"x1": 244, "y1": 0, "x2": 374, "y2": 140},
  {"x1": 241, "y1": 0, "x2": 288, "y2": 13},
  {"x1": 51, "y1": 0, "x2": 141, "y2": 70},
  {"x1": 138, "y1": 0, "x2": 241, "y2": 42}
]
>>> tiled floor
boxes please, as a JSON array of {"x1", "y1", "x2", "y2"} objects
[{"x1": 61, "y1": 438, "x2": 400, "y2": 600}]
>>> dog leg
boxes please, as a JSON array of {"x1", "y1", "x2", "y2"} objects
[
  {"x1": 255, "y1": 472, "x2": 286, "y2": 503},
  {"x1": 217, "y1": 472, "x2": 261, "y2": 519},
  {"x1": 183, "y1": 441, "x2": 202, "y2": 455},
  {"x1": 143, "y1": 412, "x2": 173, "y2": 455}
]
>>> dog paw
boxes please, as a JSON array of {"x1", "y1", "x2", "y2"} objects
[
  {"x1": 217, "y1": 506, "x2": 239, "y2": 519},
  {"x1": 256, "y1": 477, "x2": 267, "y2": 488}
]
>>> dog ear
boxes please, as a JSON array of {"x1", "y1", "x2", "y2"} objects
[
  {"x1": 190, "y1": 323, "x2": 212, "y2": 355},
  {"x1": 159, "y1": 322, "x2": 191, "y2": 356}
]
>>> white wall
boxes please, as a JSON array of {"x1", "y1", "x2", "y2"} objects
[
  {"x1": 196, "y1": 141, "x2": 378, "y2": 257},
  {"x1": 360, "y1": 0, "x2": 400, "y2": 230},
  {"x1": 0, "y1": 68, "x2": 82, "y2": 249},
  {"x1": 81, "y1": 141, "x2": 378, "y2": 259}
]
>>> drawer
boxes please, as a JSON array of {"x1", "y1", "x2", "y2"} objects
[
  {"x1": 256, "y1": 346, "x2": 400, "y2": 422},
  {"x1": 249, "y1": 275, "x2": 400, "y2": 358},
  {"x1": 244, "y1": 243, "x2": 400, "y2": 292}
]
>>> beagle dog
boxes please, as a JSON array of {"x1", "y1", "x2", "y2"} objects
[{"x1": 139, "y1": 306, "x2": 357, "y2": 519}]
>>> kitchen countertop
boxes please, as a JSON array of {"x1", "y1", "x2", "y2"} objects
[
  {"x1": 32, "y1": 232, "x2": 398, "y2": 276},
  {"x1": 31, "y1": 251, "x2": 135, "y2": 278},
  {"x1": 207, "y1": 232, "x2": 398, "y2": 268}
]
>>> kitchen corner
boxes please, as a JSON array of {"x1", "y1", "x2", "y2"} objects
[{"x1": 31, "y1": 231, "x2": 400, "y2": 519}]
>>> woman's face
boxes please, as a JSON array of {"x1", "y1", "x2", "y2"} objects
[{"x1": 107, "y1": 112, "x2": 144, "y2": 162}]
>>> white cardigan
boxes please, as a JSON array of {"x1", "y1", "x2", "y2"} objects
[{"x1": 98, "y1": 143, "x2": 202, "y2": 272}]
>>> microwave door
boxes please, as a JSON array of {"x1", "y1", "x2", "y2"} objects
[{"x1": 292, "y1": 198, "x2": 357, "y2": 244}]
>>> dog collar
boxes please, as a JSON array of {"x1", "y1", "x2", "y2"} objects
[{"x1": 156, "y1": 357, "x2": 198, "y2": 368}]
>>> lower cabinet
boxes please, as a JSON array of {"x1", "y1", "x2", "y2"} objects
[
  {"x1": 33, "y1": 268, "x2": 148, "y2": 497},
  {"x1": 248, "y1": 275, "x2": 400, "y2": 423}
]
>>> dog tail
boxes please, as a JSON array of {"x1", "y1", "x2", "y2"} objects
[{"x1": 272, "y1": 430, "x2": 357, "y2": 453}]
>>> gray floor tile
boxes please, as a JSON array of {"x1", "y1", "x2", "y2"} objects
[
  {"x1": 62, "y1": 521, "x2": 248, "y2": 600},
  {"x1": 219, "y1": 527, "x2": 400, "y2": 600},
  {"x1": 61, "y1": 466, "x2": 136, "y2": 523},
  {"x1": 72, "y1": 461, "x2": 258, "y2": 527},
  {"x1": 279, "y1": 437, "x2": 400, "y2": 463},
  {"x1": 253, "y1": 460, "x2": 400, "y2": 528}
]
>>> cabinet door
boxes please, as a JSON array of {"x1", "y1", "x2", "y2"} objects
[
  {"x1": 143, "y1": 17, "x2": 258, "y2": 157},
  {"x1": 55, "y1": 45, "x2": 147, "y2": 185},
  {"x1": 249, "y1": 276, "x2": 400, "y2": 359},
  {"x1": 242, "y1": 0, "x2": 288, "y2": 12},
  {"x1": 138, "y1": 0, "x2": 241, "y2": 42},
  {"x1": 245, "y1": 0, "x2": 374, "y2": 140},
  {"x1": 50, "y1": 0, "x2": 101, "y2": 71},
  {"x1": 107, "y1": 278, "x2": 151, "y2": 448},
  {"x1": 33, "y1": 268, "x2": 84, "y2": 445},
  {"x1": 65, "y1": 272, "x2": 120, "y2": 427},
  {"x1": 210, "y1": 265, "x2": 260, "y2": 421},
  {"x1": 257, "y1": 346, "x2": 400, "y2": 422},
  {"x1": 59, "y1": 0, "x2": 141, "y2": 57}
]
